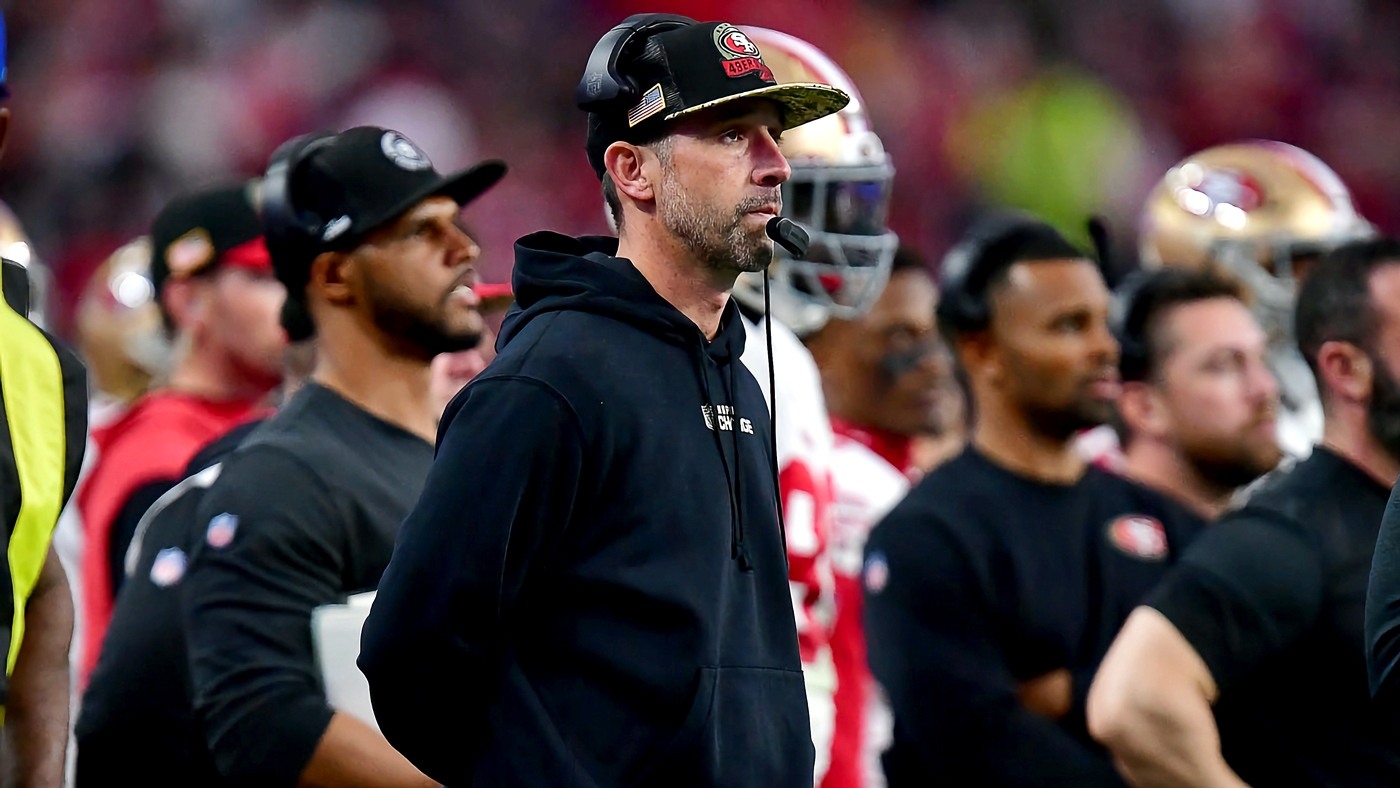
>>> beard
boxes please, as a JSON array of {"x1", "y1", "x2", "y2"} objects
[
  {"x1": 362, "y1": 270, "x2": 482, "y2": 360},
  {"x1": 1024, "y1": 397, "x2": 1115, "y2": 442},
  {"x1": 1368, "y1": 355, "x2": 1400, "y2": 462},
  {"x1": 1179, "y1": 422, "x2": 1281, "y2": 491},
  {"x1": 657, "y1": 165, "x2": 777, "y2": 274}
]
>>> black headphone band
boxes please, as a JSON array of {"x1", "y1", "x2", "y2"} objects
[
  {"x1": 1112, "y1": 269, "x2": 1155, "y2": 381},
  {"x1": 575, "y1": 13, "x2": 696, "y2": 112},
  {"x1": 260, "y1": 131, "x2": 337, "y2": 247}
]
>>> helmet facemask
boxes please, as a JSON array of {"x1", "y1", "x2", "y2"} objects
[{"x1": 742, "y1": 161, "x2": 896, "y2": 336}]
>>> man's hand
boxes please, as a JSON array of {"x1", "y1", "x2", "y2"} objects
[
  {"x1": 1018, "y1": 668, "x2": 1072, "y2": 720},
  {"x1": 0, "y1": 546, "x2": 73, "y2": 788},
  {"x1": 1086, "y1": 607, "x2": 1250, "y2": 788}
]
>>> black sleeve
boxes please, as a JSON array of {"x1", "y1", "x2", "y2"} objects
[
  {"x1": 1368, "y1": 485, "x2": 1400, "y2": 704},
  {"x1": 863, "y1": 506, "x2": 1128, "y2": 787},
  {"x1": 45, "y1": 327, "x2": 88, "y2": 505},
  {"x1": 108, "y1": 479, "x2": 174, "y2": 597},
  {"x1": 182, "y1": 447, "x2": 344, "y2": 786},
  {"x1": 359, "y1": 376, "x2": 584, "y2": 787},
  {"x1": 1147, "y1": 510, "x2": 1324, "y2": 690}
]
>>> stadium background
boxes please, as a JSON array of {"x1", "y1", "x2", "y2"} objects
[{"x1": 3, "y1": 0, "x2": 1399, "y2": 335}]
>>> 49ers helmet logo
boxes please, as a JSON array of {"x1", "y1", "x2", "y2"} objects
[
  {"x1": 1106, "y1": 515, "x2": 1170, "y2": 561},
  {"x1": 713, "y1": 23, "x2": 773, "y2": 80},
  {"x1": 718, "y1": 27, "x2": 760, "y2": 58}
]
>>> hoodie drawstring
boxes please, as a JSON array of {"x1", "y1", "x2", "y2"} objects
[
  {"x1": 725, "y1": 364, "x2": 752, "y2": 570},
  {"x1": 693, "y1": 342, "x2": 751, "y2": 570}
]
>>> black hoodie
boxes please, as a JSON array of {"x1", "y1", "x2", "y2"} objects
[{"x1": 360, "y1": 232, "x2": 812, "y2": 788}]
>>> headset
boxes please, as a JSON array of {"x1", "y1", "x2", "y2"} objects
[
  {"x1": 937, "y1": 212, "x2": 1053, "y2": 334},
  {"x1": 575, "y1": 13, "x2": 696, "y2": 112},
  {"x1": 937, "y1": 213, "x2": 1109, "y2": 336},
  {"x1": 1111, "y1": 269, "x2": 1155, "y2": 382},
  {"x1": 259, "y1": 131, "x2": 338, "y2": 247}
]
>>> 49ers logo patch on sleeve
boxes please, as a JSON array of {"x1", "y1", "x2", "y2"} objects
[
  {"x1": 1106, "y1": 515, "x2": 1169, "y2": 561},
  {"x1": 713, "y1": 24, "x2": 773, "y2": 80}
]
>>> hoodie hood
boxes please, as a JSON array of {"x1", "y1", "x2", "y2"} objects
[{"x1": 502, "y1": 232, "x2": 747, "y2": 364}]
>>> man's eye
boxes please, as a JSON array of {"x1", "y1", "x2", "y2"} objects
[{"x1": 721, "y1": 128, "x2": 743, "y2": 142}]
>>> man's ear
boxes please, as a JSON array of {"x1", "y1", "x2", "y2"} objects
[
  {"x1": 309, "y1": 250, "x2": 356, "y2": 306},
  {"x1": 604, "y1": 141, "x2": 655, "y2": 205},
  {"x1": 1317, "y1": 340, "x2": 1372, "y2": 406},
  {"x1": 1117, "y1": 381, "x2": 1168, "y2": 442},
  {"x1": 958, "y1": 331, "x2": 1001, "y2": 388},
  {"x1": 0, "y1": 109, "x2": 11, "y2": 162},
  {"x1": 160, "y1": 278, "x2": 204, "y2": 332}
]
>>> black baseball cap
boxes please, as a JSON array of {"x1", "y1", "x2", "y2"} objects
[
  {"x1": 269, "y1": 126, "x2": 506, "y2": 294},
  {"x1": 583, "y1": 20, "x2": 849, "y2": 178},
  {"x1": 149, "y1": 183, "x2": 270, "y2": 298}
]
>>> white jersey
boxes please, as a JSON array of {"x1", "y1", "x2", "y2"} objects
[
  {"x1": 740, "y1": 314, "x2": 836, "y2": 610},
  {"x1": 741, "y1": 314, "x2": 837, "y2": 784},
  {"x1": 827, "y1": 425, "x2": 912, "y2": 788}
]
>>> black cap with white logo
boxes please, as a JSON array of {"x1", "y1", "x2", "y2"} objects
[{"x1": 281, "y1": 126, "x2": 505, "y2": 252}]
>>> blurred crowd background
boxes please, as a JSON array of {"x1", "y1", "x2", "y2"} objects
[{"x1": 5, "y1": 0, "x2": 1400, "y2": 337}]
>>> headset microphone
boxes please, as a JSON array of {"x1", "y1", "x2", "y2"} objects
[{"x1": 766, "y1": 217, "x2": 810, "y2": 260}]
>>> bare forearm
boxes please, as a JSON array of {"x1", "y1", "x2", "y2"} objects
[
  {"x1": 1094, "y1": 689, "x2": 1248, "y2": 788},
  {"x1": 1088, "y1": 609, "x2": 1248, "y2": 788},
  {"x1": 3, "y1": 547, "x2": 72, "y2": 788},
  {"x1": 297, "y1": 712, "x2": 440, "y2": 788}
]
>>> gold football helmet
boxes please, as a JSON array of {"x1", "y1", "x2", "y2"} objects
[
  {"x1": 1140, "y1": 142, "x2": 1373, "y2": 346},
  {"x1": 732, "y1": 26, "x2": 897, "y2": 336},
  {"x1": 74, "y1": 236, "x2": 172, "y2": 404},
  {"x1": 1141, "y1": 140, "x2": 1372, "y2": 274},
  {"x1": 1140, "y1": 141, "x2": 1374, "y2": 457}
]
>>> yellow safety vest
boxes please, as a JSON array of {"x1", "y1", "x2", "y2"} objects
[{"x1": 0, "y1": 293, "x2": 66, "y2": 725}]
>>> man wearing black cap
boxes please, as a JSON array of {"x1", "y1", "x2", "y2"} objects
[
  {"x1": 179, "y1": 126, "x2": 504, "y2": 787},
  {"x1": 74, "y1": 184, "x2": 287, "y2": 686},
  {"x1": 861, "y1": 216, "x2": 1205, "y2": 786},
  {"x1": 359, "y1": 16, "x2": 848, "y2": 788}
]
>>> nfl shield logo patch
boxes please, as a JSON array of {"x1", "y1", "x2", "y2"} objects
[
  {"x1": 150, "y1": 547, "x2": 188, "y2": 587},
  {"x1": 206, "y1": 513, "x2": 239, "y2": 549},
  {"x1": 864, "y1": 551, "x2": 890, "y2": 594}
]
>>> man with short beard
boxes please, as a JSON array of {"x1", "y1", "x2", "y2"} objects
[
  {"x1": 179, "y1": 126, "x2": 504, "y2": 787},
  {"x1": 1113, "y1": 269, "x2": 1282, "y2": 520},
  {"x1": 862, "y1": 215, "x2": 1205, "y2": 787},
  {"x1": 1090, "y1": 238, "x2": 1400, "y2": 787},
  {"x1": 359, "y1": 16, "x2": 849, "y2": 788}
]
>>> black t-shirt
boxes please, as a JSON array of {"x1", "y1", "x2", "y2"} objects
[
  {"x1": 1148, "y1": 447, "x2": 1400, "y2": 787},
  {"x1": 181, "y1": 383, "x2": 433, "y2": 786},
  {"x1": 863, "y1": 447, "x2": 1206, "y2": 787},
  {"x1": 75, "y1": 419, "x2": 262, "y2": 788}
]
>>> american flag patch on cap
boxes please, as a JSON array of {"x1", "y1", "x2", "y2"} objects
[{"x1": 627, "y1": 84, "x2": 667, "y2": 128}]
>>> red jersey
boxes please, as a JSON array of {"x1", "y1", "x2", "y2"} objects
[
  {"x1": 823, "y1": 417, "x2": 918, "y2": 788},
  {"x1": 76, "y1": 390, "x2": 266, "y2": 683}
]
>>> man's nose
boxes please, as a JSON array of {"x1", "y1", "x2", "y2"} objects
[{"x1": 752, "y1": 127, "x2": 791, "y2": 188}]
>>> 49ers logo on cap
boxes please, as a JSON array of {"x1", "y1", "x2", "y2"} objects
[
  {"x1": 713, "y1": 24, "x2": 772, "y2": 80},
  {"x1": 1106, "y1": 515, "x2": 1169, "y2": 561}
]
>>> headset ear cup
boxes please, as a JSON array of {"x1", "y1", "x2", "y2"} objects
[
  {"x1": 260, "y1": 131, "x2": 336, "y2": 246},
  {"x1": 575, "y1": 13, "x2": 697, "y2": 111}
]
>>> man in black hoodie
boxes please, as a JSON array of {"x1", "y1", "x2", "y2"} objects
[{"x1": 359, "y1": 15, "x2": 850, "y2": 788}]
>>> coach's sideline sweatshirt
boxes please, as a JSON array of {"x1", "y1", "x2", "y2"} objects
[{"x1": 360, "y1": 232, "x2": 812, "y2": 788}]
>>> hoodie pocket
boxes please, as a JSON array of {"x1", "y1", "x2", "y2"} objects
[{"x1": 629, "y1": 665, "x2": 814, "y2": 788}]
